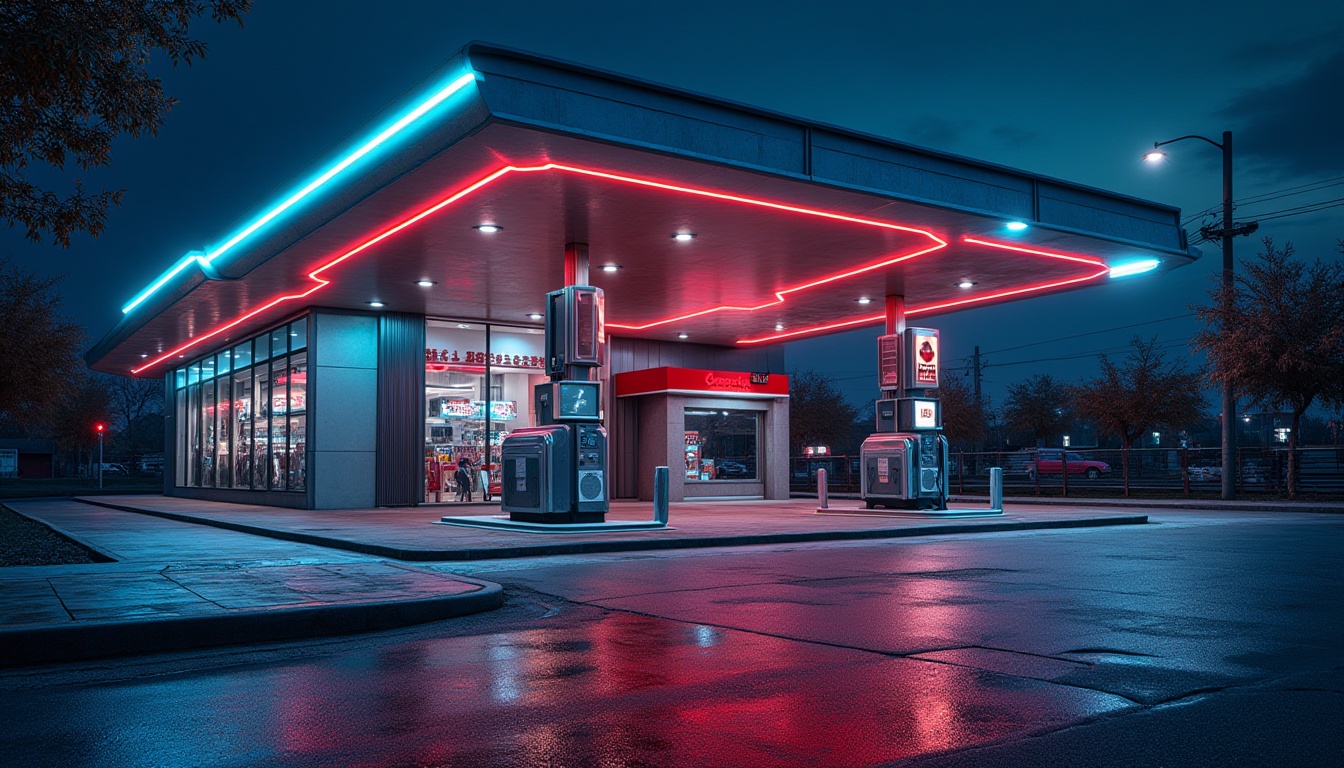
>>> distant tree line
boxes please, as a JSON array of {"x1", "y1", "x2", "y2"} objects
[
  {"x1": 0, "y1": 258, "x2": 163, "y2": 475},
  {"x1": 789, "y1": 237, "x2": 1344, "y2": 499}
]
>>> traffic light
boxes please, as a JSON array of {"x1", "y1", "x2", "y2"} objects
[{"x1": 95, "y1": 422, "x2": 106, "y2": 434}]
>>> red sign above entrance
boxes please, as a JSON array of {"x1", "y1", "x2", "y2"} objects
[{"x1": 614, "y1": 367, "x2": 789, "y2": 399}]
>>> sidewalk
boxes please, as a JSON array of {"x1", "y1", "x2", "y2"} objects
[
  {"x1": 0, "y1": 499, "x2": 502, "y2": 667},
  {"x1": 73, "y1": 495, "x2": 1151, "y2": 561}
]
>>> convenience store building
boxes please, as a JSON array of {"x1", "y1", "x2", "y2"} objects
[{"x1": 86, "y1": 45, "x2": 1195, "y2": 510}]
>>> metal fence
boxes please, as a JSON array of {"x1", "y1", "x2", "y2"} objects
[{"x1": 790, "y1": 446, "x2": 1344, "y2": 497}]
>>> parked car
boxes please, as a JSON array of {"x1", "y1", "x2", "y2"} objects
[
  {"x1": 98, "y1": 462, "x2": 128, "y2": 476},
  {"x1": 1186, "y1": 462, "x2": 1221, "y2": 482},
  {"x1": 1019, "y1": 449, "x2": 1110, "y2": 480},
  {"x1": 715, "y1": 461, "x2": 752, "y2": 478}
]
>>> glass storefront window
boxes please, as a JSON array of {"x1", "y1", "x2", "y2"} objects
[
  {"x1": 186, "y1": 383, "x2": 200, "y2": 486},
  {"x1": 233, "y1": 340, "x2": 253, "y2": 370},
  {"x1": 253, "y1": 364, "x2": 270, "y2": 489},
  {"x1": 290, "y1": 320, "x2": 307, "y2": 351},
  {"x1": 424, "y1": 321, "x2": 546, "y2": 503},
  {"x1": 216, "y1": 375, "x2": 232, "y2": 488},
  {"x1": 173, "y1": 318, "x2": 306, "y2": 493},
  {"x1": 286, "y1": 353, "x2": 307, "y2": 491},
  {"x1": 684, "y1": 410, "x2": 759, "y2": 481},
  {"x1": 233, "y1": 365, "x2": 252, "y2": 488},
  {"x1": 270, "y1": 327, "x2": 288, "y2": 361},
  {"x1": 270, "y1": 358, "x2": 288, "y2": 490}
]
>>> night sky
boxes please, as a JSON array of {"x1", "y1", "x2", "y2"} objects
[{"x1": 6, "y1": 0, "x2": 1341, "y2": 408}]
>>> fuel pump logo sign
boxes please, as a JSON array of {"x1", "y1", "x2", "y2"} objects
[{"x1": 905, "y1": 328, "x2": 940, "y2": 389}]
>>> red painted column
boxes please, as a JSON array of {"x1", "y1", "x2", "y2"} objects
[
  {"x1": 884, "y1": 295, "x2": 905, "y2": 336},
  {"x1": 564, "y1": 242, "x2": 589, "y2": 286}
]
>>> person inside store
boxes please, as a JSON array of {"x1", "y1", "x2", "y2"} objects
[{"x1": 455, "y1": 457, "x2": 473, "y2": 502}]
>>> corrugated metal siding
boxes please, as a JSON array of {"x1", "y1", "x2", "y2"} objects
[{"x1": 376, "y1": 313, "x2": 426, "y2": 506}]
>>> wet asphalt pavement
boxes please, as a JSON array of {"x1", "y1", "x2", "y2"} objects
[{"x1": 0, "y1": 510, "x2": 1339, "y2": 767}]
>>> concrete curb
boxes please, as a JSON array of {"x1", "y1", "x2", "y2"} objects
[
  {"x1": 74, "y1": 497, "x2": 1148, "y2": 561},
  {"x1": 947, "y1": 495, "x2": 1344, "y2": 514},
  {"x1": 797, "y1": 493, "x2": 1344, "y2": 514},
  {"x1": 0, "y1": 577, "x2": 503, "y2": 668}
]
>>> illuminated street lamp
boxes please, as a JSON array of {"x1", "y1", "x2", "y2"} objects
[{"x1": 1146, "y1": 131, "x2": 1256, "y2": 500}]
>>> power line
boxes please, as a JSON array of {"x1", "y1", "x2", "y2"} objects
[
  {"x1": 1180, "y1": 175, "x2": 1344, "y2": 225},
  {"x1": 983, "y1": 337, "x2": 1195, "y2": 370},
  {"x1": 1252, "y1": 198, "x2": 1344, "y2": 223}
]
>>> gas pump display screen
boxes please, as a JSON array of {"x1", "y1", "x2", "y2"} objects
[
  {"x1": 912, "y1": 399, "x2": 939, "y2": 429},
  {"x1": 559, "y1": 382, "x2": 599, "y2": 419}
]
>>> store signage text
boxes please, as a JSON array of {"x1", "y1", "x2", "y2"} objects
[
  {"x1": 704, "y1": 371, "x2": 755, "y2": 392},
  {"x1": 439, "y1": 399, "x2": 518, "y2": 421},
  {"x1": 426, "y1": 348, "x2": 544, "y2": 370}
]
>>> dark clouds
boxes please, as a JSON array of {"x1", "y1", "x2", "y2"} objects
[
  {"x1": 1222, "y1": 43, "x2": 1344, "y2": 179},
  {"x1": 898, "y1": 119, "x2": 1039, "y2": 152}
]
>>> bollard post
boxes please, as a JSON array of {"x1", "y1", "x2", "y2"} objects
[
  {"x1": 654, "y1": 466, "x2": 670, "y2": 524},
  {"x1": 989, "y1": 467, "x2": 1003, "y2": 512},
  {"x1": 817, "y1": 468, "x2": 829, "y2": 509}
]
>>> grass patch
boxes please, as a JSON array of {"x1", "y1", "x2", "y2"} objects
[
  {"x1": 0, "y1": 504, "x2": 103, "y2": 566},
  {"x1": 0, "y1": 477, "x2": 161, "y2": 499}
]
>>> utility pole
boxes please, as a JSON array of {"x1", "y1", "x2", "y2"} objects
[
  {"x1": 1145, "y1": 131, "x2": 1256, "y2": 500},
  {"x1": 971, "y1": 346, "x2": 982, "y2": 407}
]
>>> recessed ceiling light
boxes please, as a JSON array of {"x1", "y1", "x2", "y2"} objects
[
  {"x1": 474, "y1": 224, "x2": 502, "y2": 234},
  {"x1": 775, "y1": 323, "x2": 785, "y2": 331},
  {"x1": 600, "y1": 263, "x2": 622, "y2": 272},
  {"x1": 958, "y1": 280, "x2": 977, "y2": 289},
  {"x1": 290, "y1": 332, "x2": 298, "y2": 337},
  {"x1": 677, "y1": 333, "x2": 689, "y2": 339},
  {"x1": 140, "y1": 353, "x2": 148, "y2": 358},
  {"x1": 672, "y1": 232, "x2": 696, "y2": 242},
  {"x1": 416, "y1": 279, "x2": 436, "y2": 287},
  {"x1": 1006, "y1": 221, "x2": 1029, "y2": 231},
  {"x1": 526, "y1": 313, "x2": 543, "y2": 321},
  {"x1": 457, "y1": 323, "x2": 471, "y2": 329},
  {"x1": 855, "y1": 297, "x2": 873, "y2": 305},
  {"x1": 367, "y1": 300, "x2": 385, "y2": 308}
]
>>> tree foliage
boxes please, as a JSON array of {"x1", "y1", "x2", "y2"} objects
[
  {"x1": 1193, "y1": 238, "x2": 1344, "y2": 496},
  {"x1": 933, "y1": 371, "x2": 987, "y2": 450},
  {"x1": 1003, "y1": 374, "x2": 1071, "y2": 445},
  {"x1": 788, "y1": 370, "x2": 861, "y2": 452},
  {"x1": 1072, "y1": 336, "x2": 1205, "y2": 447},
  {"x1": 1072, "y1": 336, "x2": 1205, "y2": 490},
  {"x1": 0, "y1": 257, "x2": 84, "y2": 425},
  {"x1": 109, "y1": 375, "x2": 163, "y2": 432},
  {"x1": 0, "y1": 0, "x2": 251, "y2": 245}
]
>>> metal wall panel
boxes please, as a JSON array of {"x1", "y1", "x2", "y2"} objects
[{"x1": 376, "y1": 313, "x2": 426, "y2": 506}]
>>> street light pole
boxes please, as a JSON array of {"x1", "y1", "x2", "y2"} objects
[
  {"x1": 1146, "y1": 131, "x2": 1250, "y2": 500},
  {"x1": 1218, "y1": 130, "x2": 1235, "y2": 501}
]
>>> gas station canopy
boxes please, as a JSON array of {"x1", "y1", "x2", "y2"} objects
[{"x1": 88, "y1": 43, "x2": 1196, "y2": 376}]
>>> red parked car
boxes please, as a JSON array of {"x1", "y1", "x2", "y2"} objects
[{"x1": 1025, "y1": 449, "x2": 1110, "y2": 480}]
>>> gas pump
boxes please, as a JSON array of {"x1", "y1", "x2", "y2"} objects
[
  {"x1": 860, "y1": 327, "x2": 950, "y2": 510},
  {"x1": 500, "y1": 285, "x2": 610, "y2": 523}
]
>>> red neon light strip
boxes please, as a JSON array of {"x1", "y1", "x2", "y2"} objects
[
  {"x1": 735, "y1": 238, "x2": 1110, "y2": 345},
  {"x1": 552, "y1": 163, "x2": 949, "y2": 331},
  {"x1": 131, "y1": 163, "x2": 947, "y2": 373},
  {"x1": 131, "y1": 168, "x2": 1107, "y2": 372},
  {"x1": 133, "y1": 166, "x2": 518, "y2": 373}
]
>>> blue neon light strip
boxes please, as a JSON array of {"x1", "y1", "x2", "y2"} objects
[
  {"x1": 1107, "y1": 258, "x2": 1161, "y2": 278},
  {"x1": 122, "y1": 71, "x2": 479, "y2": 314}
]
